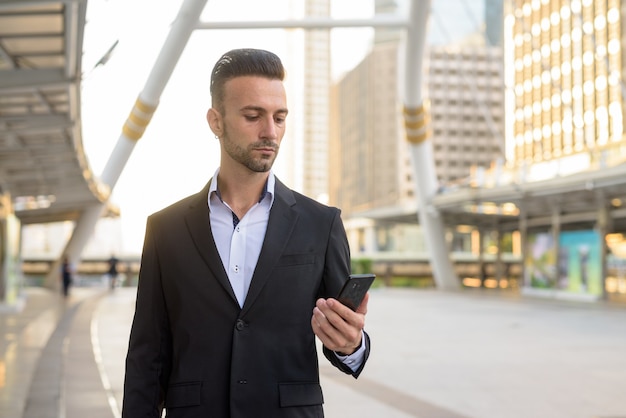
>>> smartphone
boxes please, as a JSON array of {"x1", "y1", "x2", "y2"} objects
[{"x1": 336, "y1": 273, "x2": 375, "y2": 311}]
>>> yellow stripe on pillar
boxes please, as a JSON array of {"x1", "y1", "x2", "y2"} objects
[
  {"x1": 122, "y1": 98, "x2": 158, "y2": 141},
  {"x1": 403, "y1": 101, "x2": 432, "y2": 144},
  {"x1": 135, "y1": 98, "x2": 157, "y2": 114}
]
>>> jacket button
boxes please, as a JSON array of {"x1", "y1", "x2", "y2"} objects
[
  {"x1": 238, "y1": 380, "x2": 247, "y2": 384},
  {"x1": 236, "y1": 319, "x2": 245, "y2": 331}
]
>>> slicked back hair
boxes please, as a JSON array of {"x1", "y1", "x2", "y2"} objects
[{"x1": 210, "y1": 48, "x2": 285, "y2": 112}]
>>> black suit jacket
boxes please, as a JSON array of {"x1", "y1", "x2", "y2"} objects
[{"x1": 122, "y1": 178, "x2": 370, "y2": 418}]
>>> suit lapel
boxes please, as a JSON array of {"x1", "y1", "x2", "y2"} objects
[
  {"x1": 185, "y1": 179, "x2": 238, "y2": 305},
  {"x1": 241, "y1": 179, "x2": 297, "y2": 315}
]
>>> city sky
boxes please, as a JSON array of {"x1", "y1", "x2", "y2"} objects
[
  {"x1": 81, "y1": 0, "x2": 376, "y2": 253},
  {"x1": 80, "y1": 0, "x2": 484, "y2": 255}
]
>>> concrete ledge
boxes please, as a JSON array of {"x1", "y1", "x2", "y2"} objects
[{"x1": 521, "y1": 286, "x2": 602, "y2": 302}]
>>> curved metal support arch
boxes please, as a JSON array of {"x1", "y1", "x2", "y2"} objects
[
  {"x1": 45, "y1": 0, "x2": 210, "y2": 288},
  {"x1": 403, "y1": 0, "x2": 459, "y2": 290}
]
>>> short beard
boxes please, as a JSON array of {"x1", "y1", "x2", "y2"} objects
[{"x1": 221, "y1": 126, "x2": 279, "y2": 173}]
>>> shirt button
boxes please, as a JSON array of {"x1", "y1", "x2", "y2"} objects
[
  {"x1": 234, "y1": 265, "x2": 239, "y2": 273},
  {"x1": 236, "y1": 320, "x2": 245, "y2": 331},
  {"x1": 236, "y1": 226, "x2": 240, "y2": 232}
]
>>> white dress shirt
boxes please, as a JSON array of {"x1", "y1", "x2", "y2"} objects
[
  {"x1": 208, "y1": 169, "x2": 274, "y2": 307},
  {"x1": 208, "y1": 168, "x2": 365, "y2": 371}
]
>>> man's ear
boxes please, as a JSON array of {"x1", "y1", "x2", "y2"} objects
[{"x1": 207, "y1": 107, "x2": 223, "y2": 137}]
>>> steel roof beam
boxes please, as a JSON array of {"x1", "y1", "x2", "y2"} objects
[
  {"x1": 64, "y1": 0, "x2": 82, "y2": 78},
  {"x1": 196, "y1": 15, "x2": 408, "y2": 30},
  {"x1": 0, "y1": 0, "x2": 86, "y2": 10},
  {"x1": 0, "y1": 68, "x2": 70, "y2": 90},
  {"x1": 0, "y1": 32, "x2": 63, "y2": 38},
  {"x1": 0, "y1": 113, "x2": 68, "y2": 126},
  {"x1": 0, "y1": 126, "x2": 71, "y2": 138}
]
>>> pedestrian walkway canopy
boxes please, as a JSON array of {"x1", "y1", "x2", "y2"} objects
[{"x1": 0, "y1": 0, "x2": 114, "y2": 225}]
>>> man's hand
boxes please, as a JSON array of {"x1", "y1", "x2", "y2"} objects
[{"x1": 311, "y1": 293, "x2": 369, "y2": 355}]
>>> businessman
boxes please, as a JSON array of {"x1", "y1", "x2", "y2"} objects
[{"x1": 122, "y1": 48, "x2": 370, "y2": 418}]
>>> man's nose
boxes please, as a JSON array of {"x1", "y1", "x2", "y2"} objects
[{"x1": 261, "y1": 116, "x2": 278, "y2": 139}]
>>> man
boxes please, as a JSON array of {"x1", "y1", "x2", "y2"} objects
[
  {"x1": 122, "y1": 48, "x2": 370, "y2": 418},
  {"x1": 60, "y1": 255, "x2": 73, "y2": 297},
  {"x1": 107, "y1": 254, "x2": 119, "y2": 289}
]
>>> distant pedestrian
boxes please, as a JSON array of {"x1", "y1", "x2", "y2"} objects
[
  {"x1": 61, "y1": 256, "x2": 73, "y2": 297},
  {"x1": 107, "y1": 255, "x2": 119, "y2": 289}
]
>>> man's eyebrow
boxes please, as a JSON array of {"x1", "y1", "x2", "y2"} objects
[{"x1": 240, "y1": 105, "x2": 288, "y2": 115}]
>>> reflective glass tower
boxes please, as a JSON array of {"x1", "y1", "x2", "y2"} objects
[{"x1": 505, "y1": 0, "x2": 626, "y2": 174}]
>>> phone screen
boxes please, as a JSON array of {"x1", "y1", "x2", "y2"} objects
[{"x1": 336, "y1": 273, "x2": 375, "y2": 311}]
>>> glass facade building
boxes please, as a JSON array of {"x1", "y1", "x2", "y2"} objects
[{"x1": 506, "y1": 0, "x2": 626, "y2": 172}]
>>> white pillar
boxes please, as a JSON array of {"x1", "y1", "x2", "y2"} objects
[
  {"x1": 403, "y1": 0, "x2": 459, "y2": 290},
  {"x1": 45, "y1": 0, "x2": 210, "y2": 288}
]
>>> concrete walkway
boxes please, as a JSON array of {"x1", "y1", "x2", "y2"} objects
[{"x1": 2, "y1": 285, "x2": 625, "y2": 417}]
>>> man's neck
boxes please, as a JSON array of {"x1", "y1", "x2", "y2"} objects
[{"x1": 216, "y1": 168, "x2": 270, "y2": 219}]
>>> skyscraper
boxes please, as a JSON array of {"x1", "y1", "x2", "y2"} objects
[
  {"x1": 505, "y1": 0, "x2": 626, "y2": 175},
  {"x1": 330, "y1": 0, "x2": 504, "y2": 255},
  {"x1": 303, "y1": 0, "x2": 331, "y2": 202}
]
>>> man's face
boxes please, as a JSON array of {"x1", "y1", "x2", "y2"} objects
[{"x1": 214, "y1": 76, "x2": 288, "y2": 173}]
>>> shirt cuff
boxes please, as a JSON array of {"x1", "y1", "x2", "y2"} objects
[{"x1": 334, "y1": 332, "x2": 367, "y2": 373}]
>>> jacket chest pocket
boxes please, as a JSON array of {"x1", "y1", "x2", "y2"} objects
[
  {"x1": 278, "y1": 382, "x2": 323, "y2": 407},
  {"x1": 165, "y1": 381, "x2": 202, "y2": 408},
  {"x1": 276, "y1": 253, "x2": 316, "y2": 267}
]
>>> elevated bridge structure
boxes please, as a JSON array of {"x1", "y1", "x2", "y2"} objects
[
  {"x1": 1, "y1": 0, "x2": 461, "y2": 299},
  {"x1": 0, "y1": 0, "x2": 113, "y2": 225}
]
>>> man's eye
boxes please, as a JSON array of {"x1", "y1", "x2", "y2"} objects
[{"x1": 245, "y1": 115, "x2": 259, "y2": 120}]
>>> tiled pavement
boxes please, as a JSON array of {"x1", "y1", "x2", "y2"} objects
[{"x1": 1, "y1": 284, "x2": 625, "y2": 418}]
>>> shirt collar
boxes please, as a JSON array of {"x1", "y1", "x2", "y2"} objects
[{"x1": 208, "y1": 167, "x2": 275, "y2": 209}]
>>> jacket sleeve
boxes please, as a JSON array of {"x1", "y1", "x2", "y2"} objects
[
  {"x1": 320, "y1": 209, "x2": 371, "y2": 378},
  {"x1": 122, "y1": 216, "x2": 172, "y2": 417},
  {"x1": 323, "y1": 331, "x2": 370, "y2": 378}
]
